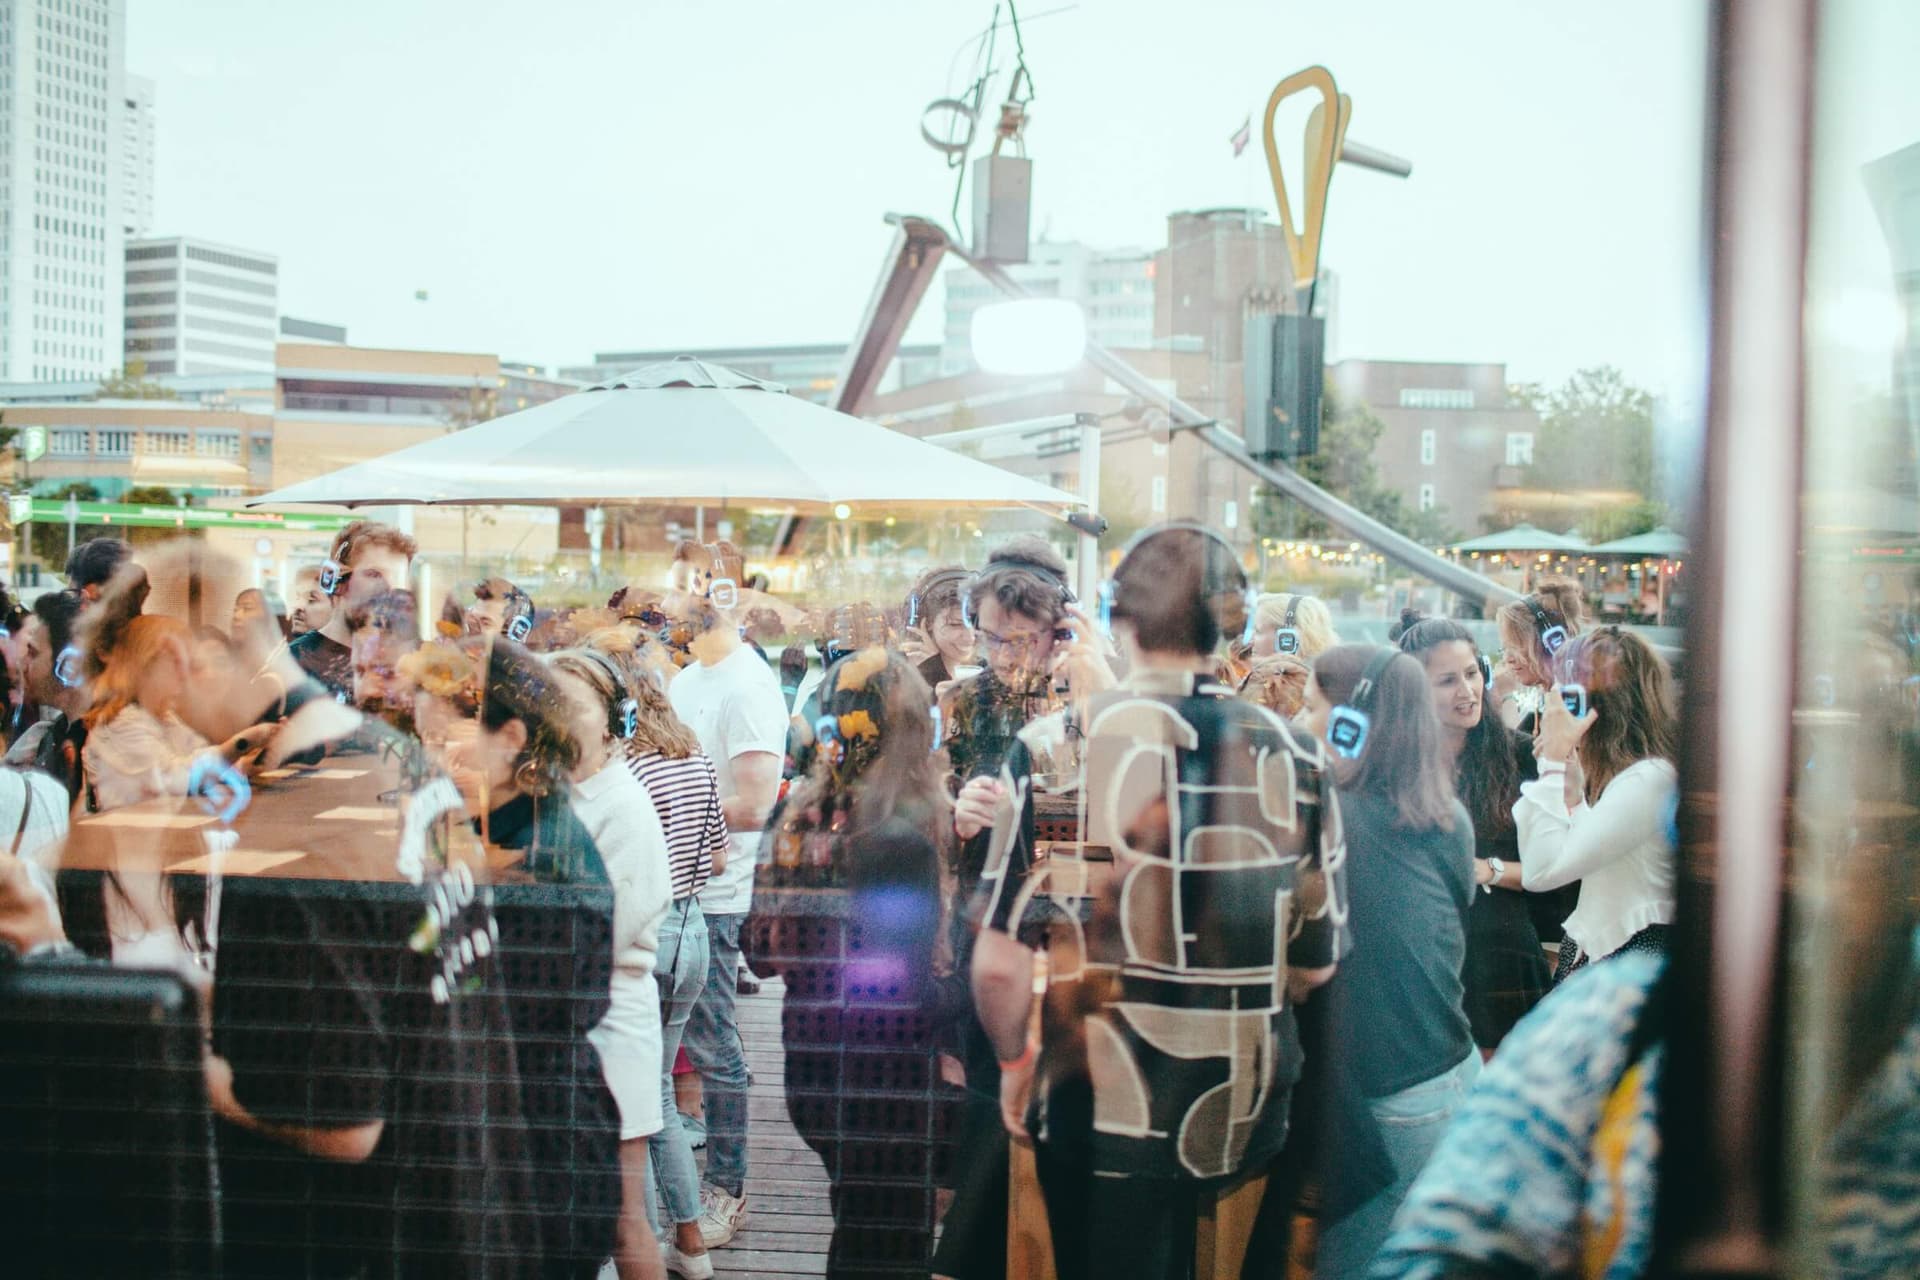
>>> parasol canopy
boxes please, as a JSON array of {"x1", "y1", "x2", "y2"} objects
[
  {"x1": 1450, "y1": 523, "x2": 1590, "y2": 554},
  {"x1": 247, "y1": 357, "x2": 1084, "y2": 514},
  {"x1": 1590, "y1": 526, "x2": 1688, "y2": 558}
]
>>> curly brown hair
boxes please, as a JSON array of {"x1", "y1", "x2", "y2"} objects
[{"x1": 1562, "y1": 626, "x2": 1679, "y2": 802}]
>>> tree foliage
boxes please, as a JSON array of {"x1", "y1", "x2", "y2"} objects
[
  {"x1": 97, "y1": 361, "x2": 179, "y2": 401},
  {"x1": 1511, "y1": 365, "x2": 1655, "y2": 497},
  {"x1": 1250, "y1": 389, "x2": 1460, "y2": 547}
]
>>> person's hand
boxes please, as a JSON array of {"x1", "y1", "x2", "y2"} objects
[
  {"x1": 1050, "y1": 605, "x2": 1116, "y2": 700},
  {"x1": 954, "y1": 776, "x2": 1003, "y2": 841},
  {"x1": 999, "y1": 1051, "x2": 1035, "y2": 1139},
  {"x1": 1561, "y1": 748, "x2": 1588, "y2": 810},
  {"x1": 1536, "y1": 685, "x2": 1597, "y2": 765},
  {"x1": 222, "y1": 723, "x2": 282, "y2": 773},
  {"x1": 0, "y1": 853, "x2": 64, "y2": 956},
  {"x1": 898, "y1": 627, "x2": 934, "y2": 666},
  {"x1": 203, "y1": 1053, "x2": 239, "y2": 1121},
  {"x1": 1473, "y1": 859, "x2": 1495, "y2": 887}
]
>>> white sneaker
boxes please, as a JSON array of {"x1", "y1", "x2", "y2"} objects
[
  {"x1": 660, "y1": 1240, "x2": 715, "y2": 1279},
  {"x1": 696, "y1": 1184, "x2": 748, "y2": 1249}
]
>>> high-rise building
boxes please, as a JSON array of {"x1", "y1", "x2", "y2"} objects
[
  {"x1": 0, "y1": 0, "x2": 127, "y2": 383},
  {"x1": 940, "y1": 240, "x2": 1155, "y2": 375},
  {"x1": 120, "y1": 71, "x2": 152, "y2": 237},
  {"x1": 124, "y1": 236, "x2": 278, "y2": 375},
  {"x1": 559, "y1": 341, "x2": 940, "y2": 406}
]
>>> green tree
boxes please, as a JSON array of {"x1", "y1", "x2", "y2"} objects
[
  {"x1": 123, "y1": 485, "x2": 187, "y2": 507},
  {"x1": 96, "y1": 360, "x2": 179, "y2": 400},
  {"x1": 1512, "y1": 366, "x2": 1655, "y2": 498},
  {"x1": 1250, "y1": 389, "x2": 1461, "y2": 546}
]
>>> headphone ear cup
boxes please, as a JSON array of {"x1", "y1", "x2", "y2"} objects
[
  {"x1": 506, "y1": 614, "x2": 532, "y2": 643},
  {"x1": 1479, "y1": 655, "x2": 1493, "y2": 687}
]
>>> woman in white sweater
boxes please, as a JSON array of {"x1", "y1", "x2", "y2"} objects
[
  {"x1": 551, "y1": 648, "x2": 675, "y2": 1280},
  {"x1": 1515, "y1": 626, "x2": 1680, "y2": 979}
]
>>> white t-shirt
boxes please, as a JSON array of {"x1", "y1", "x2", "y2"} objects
[{"x1": 669, "y1": 643, "x2": 788, "y2": 916}]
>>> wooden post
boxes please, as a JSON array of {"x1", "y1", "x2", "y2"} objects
[{"x1": 1196, "y1": 1173, "x2": 1267, "y2": 1279}]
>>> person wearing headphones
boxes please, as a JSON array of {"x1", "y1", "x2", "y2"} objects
[
  {"x1": 900, "y1": 565, "x2": 977, "y2": 692},
  {"x1": 465, "y1": 577, "x2": 538, "y2": 642},
  {"x1": 1492, "y1": 577, "x2": 1587, "y2": 733},
  {"x1": 290, "y1": 520, "x2": 418, "y2": 702},
  {"x1": 4, "y1": 590, "x2": 90, "y2": 802},
  {"x1": 1299, "y1": 643, "x2": 1478, "y2": 1278},
  {"x1": 550, "y1": 647, "x2": 678, "y2": 1280},
  {"x1": 936, "y1": 536, "x2": 1112, "y2": 1280},
  {"x1": 661, "y1": 539, "x2": 786, "y2": 1251},
  {"x1": 966, "y1": 524, "x2": 1345, "y2": 1280},
  {"x1": 1250, "y1": 591, "x2": 1339, "y2": 662}
]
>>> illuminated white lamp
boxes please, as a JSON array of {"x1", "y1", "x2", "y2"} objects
[
  {"x1": 833, "y1": 503, "x2": 852, "y2": 520},
  {"x1": 970, "y1": 298, "x2": 1087, "y2": 375}
]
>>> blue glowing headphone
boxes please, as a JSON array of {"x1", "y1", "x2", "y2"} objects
[
  {"x1": 569, "y1": 649, "x2": 640, "y2": 740},
  {"x1": 318, "y1": 557, "x2": 348, "y2": 596},
  {"x1": 1274, "y1": 595, "x2": 1303, "y2": 654},
  {"x1": 1526, "y1": 596, "x2": 1570, "y2": 659},
  {"x1": 1326, "y1": 647, "x2": 1397, "y2": 760},
  {"x1": 53, "y1": 644, "x2": 84, "y2": 689},
  {"x1": 1098, "y1": 521, "x2": 1255, "y2": 647}
]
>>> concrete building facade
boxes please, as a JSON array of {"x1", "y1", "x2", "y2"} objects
[
  {"x1": 559, "y1": 341, "x2": 940, "y2": 406},
  {"x1": 1329, "y1": 358, "x2": 1542, "y2": 535},
  {"x1": 120, "y1": 69, "x2": 150, "y2": 237},
  {"x1": 0, "y1": 0, "x2": 127, "y2": 383},
  {"x1": 123, "y1": 236, "x2": 278, "y2": 376}
]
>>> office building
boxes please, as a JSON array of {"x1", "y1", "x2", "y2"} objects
[
  {"x1": 279, "y1": 315, "x2": 346, "y2": 344},
  {"x1": 124, "y1": 236, "x2": 278, "y2": 375},
  {"x1": 940, "y1": 240, "x2": 1155, "y2": 375},
  {"x1": 0, "y1": 0, "x2": 128, "y2": 383},
  {"x1": 1330, "y1": 359, "x2": 1542, "y2": 532},
  {"x1": 121, "y1": 71, "x2": 152, "y2": 237},
  {"x1": 559, "y1": 341, "x2": 939, "y2": 406}
]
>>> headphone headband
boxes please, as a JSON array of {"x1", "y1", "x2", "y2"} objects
[
  {"x1": 1526, "y1": 595, "x2": 1570, "y2": 657},
  {"x1": 1284, "y1": 596, "x2": 1300, "y2": 629},
  {"x1": 1347, "y1": 646, "x2": 1398, "y2": 715},
  {"x1": 558, "y1": 648, "x2": 640, "y2": 739},
  {"x1": 1103, "y1": 521, "x2": 1253, "y2": 646}
]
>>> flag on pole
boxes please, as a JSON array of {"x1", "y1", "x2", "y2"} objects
[{"x1": 1229, "y1": 115, "x2": 1251, "y2": 157}]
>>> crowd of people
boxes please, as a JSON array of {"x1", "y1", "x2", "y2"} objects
[{"x1": 0, "y1": 517, "x2": 1720, "y2": 1279}]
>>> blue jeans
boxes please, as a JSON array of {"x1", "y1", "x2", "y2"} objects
[
  {"x1": 645, "y1": 897, "x2": 710, "y2": 1231},
  {"x1": 1314, "y1": 1050, "x2": 1484, "y2": 1279},
  {"x1": 681, "y1": 909, "x2": 750, "y2": 1198}
]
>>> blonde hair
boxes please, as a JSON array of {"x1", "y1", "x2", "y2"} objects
[
  {"x1": 1496, "y1": 577, "x2": 1587, "y2": 683},
  {"x1": 84, "y1": 614, "x2": 190, "y2": 730},
  {"x1": 1253, "y1": 592, "x2": 1338, "y2": 660}
]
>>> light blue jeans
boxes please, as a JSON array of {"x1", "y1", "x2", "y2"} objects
[
  {"x1": 1315, "y1": 1049, "x2": 1484, "y2": 1279},
  {"x1": 681, "y1": 909, "x2": 750, "y2": 1198},
  {"x1": 645, "y1": 896, "x2": 710, "y2": 1232}
]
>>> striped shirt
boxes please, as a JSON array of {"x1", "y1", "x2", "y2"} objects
[{"x1": 625, "y1": 749, "x2": 728, "y2": 902}]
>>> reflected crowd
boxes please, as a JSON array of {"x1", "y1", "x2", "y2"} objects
[{"x1": 0, "y1": 520, "x2": 1914, "y2": 1280}]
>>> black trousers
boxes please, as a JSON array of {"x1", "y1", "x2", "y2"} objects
[{"x1": 1032, "y1": 1143, "x2": 1200, "y2": 1280}]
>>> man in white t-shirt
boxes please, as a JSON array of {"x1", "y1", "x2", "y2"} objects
[{"x1": 664, "y1": 540, "x2": 786, "y2": 1250}]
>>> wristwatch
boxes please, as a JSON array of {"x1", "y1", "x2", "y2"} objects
[{"x1": 1482, "y1": 857, "x2": 1508, "y2": 894}]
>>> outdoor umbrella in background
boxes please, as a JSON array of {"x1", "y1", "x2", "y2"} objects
[{"x1": 247, "y1": 357, "x2": 1084, "y2": 515}]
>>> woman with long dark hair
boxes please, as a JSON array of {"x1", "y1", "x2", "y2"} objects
[
  {"x1": 1516, "y1": 626, "x2": 1680, "y2": 979},
  {"x1": 746, "y1": 647, "x2": 954, "y2": 1279},
  {"x1": 1399, "y1": 619, "x2": 1551, "y2": 1050},
  {"x1": 1301, "y1": 644, "x2": 1479, "y2": 1278},
  {"x1": 408, "y1": 635, "x2": 622, "y2": 1278}
]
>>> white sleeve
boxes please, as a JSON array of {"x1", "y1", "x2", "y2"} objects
[{"x1": 1516, "y1": 760, "x2": 1675, "y2": 892}]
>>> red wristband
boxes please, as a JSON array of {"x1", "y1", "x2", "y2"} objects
[{"x1": 998, "y1": 1038, "x2": 1038, "y2": 1073}]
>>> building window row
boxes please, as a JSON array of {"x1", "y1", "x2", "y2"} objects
[
  {"x1": 126, "y1": 243, "x2": 177, "y2": 262},
  {"x1": 1420, "y1": 428, "x2": 1436, "y2": 466},
  {"x1": 1505, "y1": 432, "x2": 1536, "y2": 467},
  {"x1": 34, "y1": 429, "x2": 251, "y2": 460},
  {"x1": 186, "y1": 313, "x2": 277, "y2": 342},
  {"x1": 125, "y1": 289, "x2": 176, "y2": 308},
  {"x1": 1399, "y1": 387, "x2": 1476, "y2": 410},
  {"x1": 184, "y1": 245, "x2": 277, "y2": 276},
  {"x1": 125, "y1": 266, "x2": 176, "y2": 285},
  {"x1": 183, "y1": 267, "x2": 276, "y2": 298},
  {"x1": 183, "y1": 291, "x2": 276, "y2": 320}
]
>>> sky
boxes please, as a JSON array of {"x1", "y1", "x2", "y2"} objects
[{"x1": 127, "y1": 0, "x2": 1716, "y2": 393}]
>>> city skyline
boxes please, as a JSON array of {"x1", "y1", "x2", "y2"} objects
[{"x1": 126, "y1": 2, "x2": 1715, "y2": 392}]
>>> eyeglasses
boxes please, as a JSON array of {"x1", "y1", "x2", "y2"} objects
[{"x1": 978, "y1": 627, "x2": 1050, "y2": 657}]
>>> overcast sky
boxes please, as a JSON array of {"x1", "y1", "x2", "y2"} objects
[{"x1": 129, "y1": 1, "x2": 1717, "y2": 391}]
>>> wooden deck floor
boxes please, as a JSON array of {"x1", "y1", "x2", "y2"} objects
[{"x1": 711, "y1": 976, "x2": 832, "y2": 1279}]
